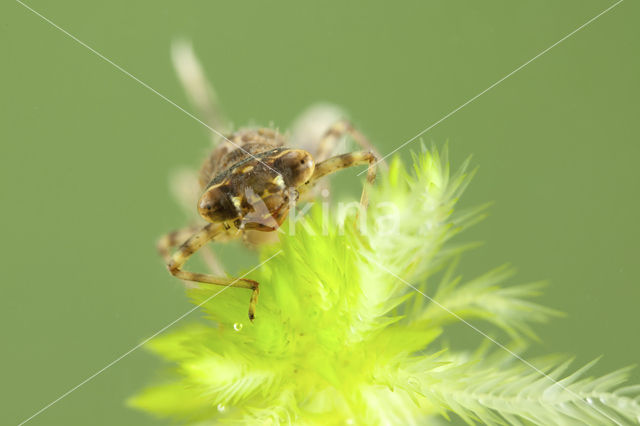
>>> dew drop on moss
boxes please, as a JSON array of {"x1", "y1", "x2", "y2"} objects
[{"x1": 233, "y1": 322, "x2": 243, "y2": 331}]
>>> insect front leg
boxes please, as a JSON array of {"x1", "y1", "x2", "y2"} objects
[
  {"x1": 158, "y1": 225, "x2": 226, "y2": 276},
  {"x1": 302, "y1": 151, "x2": 378, "y2": 209},
  {"x1": 165, "y1": 223, "x2": 260, "y2": 321}
]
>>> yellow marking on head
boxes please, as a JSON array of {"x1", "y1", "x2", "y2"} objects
[
  {"x1": 205, "y1": 182, "x2": 224, "y2": 190},
  {"x1": 273, "y1": 149, "x2": 294, "y2": 159},
  {"x1": 231, "y1": 196, "x2": 243, "y2": 210}
]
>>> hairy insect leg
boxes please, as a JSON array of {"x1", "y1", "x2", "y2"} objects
[
  {"x1": 171, "y1": 40, "x2": 231, "y2": 138},
  {"x1": 315, "y1": 120, "x2": 385, "y2": 166},
  {"x1": 165, "y1": 223, "x2": 260, "y2": 321},
  {"x1": 302, "y1": 151, "x2": 378, "y2": 209},
  {"x1": 158, "y1": 225, "x2": 226, "y2": 276}
]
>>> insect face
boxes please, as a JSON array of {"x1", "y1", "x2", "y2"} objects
[{"x1": 197, "y1": 149, "x2": 314, "y2": 231}]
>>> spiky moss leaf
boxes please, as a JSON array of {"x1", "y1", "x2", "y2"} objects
[
  {"x1": 130, "y1": 147, "x2": 640, "y2": 425},
  {"x1": 416, "y1": 263, "x2": 563, "y2": 342},
  {"x1": 419, "y1": 354, "x2": 640, "y2": 425}
]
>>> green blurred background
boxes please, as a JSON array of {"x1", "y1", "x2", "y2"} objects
[{"x1": 2, "y1": 1, "x2": 638, "y2": 424}]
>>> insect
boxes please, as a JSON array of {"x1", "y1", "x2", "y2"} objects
[{"x1": 158, "y1": 41, "x2": 382, "y2": 321}]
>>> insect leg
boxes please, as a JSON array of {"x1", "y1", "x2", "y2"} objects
[
  {"x1": 165, "y1": 223, "x2": 260, "y2": 321},
  {"x1": 302, "y1": 151, "x2": 378, "y2": 209},
  {"x1": 171, "y1": 40, "x2": 231, "y2": 138},
  {"x1": 315, "y1": 120, "x2": 385, "y2": 166},
  {"x1": 158, "y1": 225, "x2": 226, "y2": 276}
]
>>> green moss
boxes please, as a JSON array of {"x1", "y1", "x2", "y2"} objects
[{"x1": 130, "y1": 147, "x2": 640, "y2": 425}]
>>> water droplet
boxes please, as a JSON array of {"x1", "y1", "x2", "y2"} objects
[
  {"x1": 321, "y1": 189, "x2": 330, "y2": 198},
  {"x1": 599, "y1": 396, "x2": 607, "y2": 405},
  {"x1": 586, "y1": 397, "x2": 594, "y2": 405},
  {"x1": 233, "y1": 323, "x2": 243, "y2": 331},
  {"x1": 217, "y1": 403, "x2": 226, "y2": 412},
  {"x1": 408, "y1": 377, "x2": 419, "y2": 387}
]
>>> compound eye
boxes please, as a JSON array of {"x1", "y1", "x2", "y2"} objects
[
  {"x1": 276, "y1": 150, "x2": 315, "y2": 187},
  {"x1": 197, "y1": 186, "x2": 236, "y2": 222}
]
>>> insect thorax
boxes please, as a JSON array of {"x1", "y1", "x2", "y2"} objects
[{"x1": 198, "y1": 128, "x2": 287, "y2": 188}]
